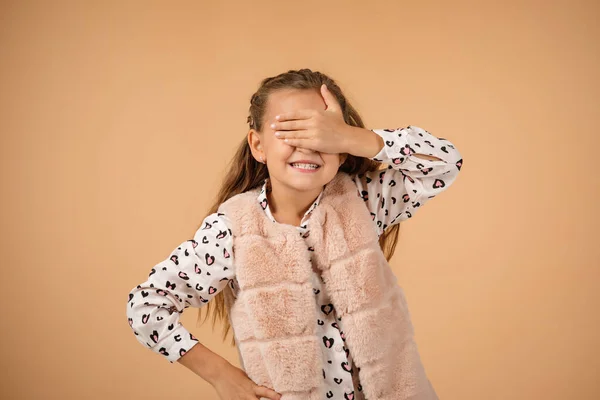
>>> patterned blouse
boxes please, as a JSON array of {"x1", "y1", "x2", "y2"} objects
[{"x1": 126, "y1": 125, "x2": 463, "y2": 399}]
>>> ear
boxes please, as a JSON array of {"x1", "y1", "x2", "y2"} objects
[{"x1": 247, "y1": 129, "x2": 265, "y2": 162}]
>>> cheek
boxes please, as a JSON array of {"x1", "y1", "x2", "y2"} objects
[
  {"x1": 322, "y1": 154, "x2": 341, "y2": 166},
  {"x1": 266, "y1": 139, "x2": 294, "y2": 161}
]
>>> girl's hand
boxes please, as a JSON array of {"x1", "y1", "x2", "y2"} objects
[
  {"x1": 270, "y1": 84, "x2": 352, "y2": 154},
  {"x1": 212, "y1": 363, "x2": 282, "y2": 400}
]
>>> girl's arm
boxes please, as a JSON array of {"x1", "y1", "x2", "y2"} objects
[
  {"x1": 126, "y1": 212, "x2": 235, "y2": 364},
  {"x1": 349, "y1": 125, "x2": 463, "y2": 235}
]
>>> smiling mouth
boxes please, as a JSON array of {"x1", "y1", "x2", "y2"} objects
[{"x1": 289, "y1": 162, "x2": 321, "y2": 170}]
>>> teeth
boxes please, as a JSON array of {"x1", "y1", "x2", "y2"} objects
[{"x1": 291, "y1": 163, "x2": 319, "y2": 170}]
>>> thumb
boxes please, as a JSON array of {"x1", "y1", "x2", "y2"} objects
[{"x1": 320, "y1": 83, "x2": 339, "y2": 113}]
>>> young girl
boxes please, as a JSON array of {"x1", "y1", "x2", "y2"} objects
[{"x1": 126, "y1": 69, "x2": 463, "y2": 400}]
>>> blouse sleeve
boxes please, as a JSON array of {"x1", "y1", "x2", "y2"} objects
[
  {"x1": 354, "y1": 125, "x2": 463, "y2": 236},
  {"x1": 125, "y1": 212, "x2": 235, "y2": 363}
]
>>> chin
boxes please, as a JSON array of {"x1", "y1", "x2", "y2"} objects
[{"x1": 285, "y1": 170, "x2": 337, "y2": 190}]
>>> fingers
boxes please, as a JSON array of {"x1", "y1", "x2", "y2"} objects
[
  {"x1": 254, "y1": 385, "x2": 282, "y2": 400},
  {"x1": 274, "y1": 130, "x2": 311, "y2": 142},
  {"x1": 320, "y1": 83, "x2": 339, "y2": 112},
  {"x1": 279, "y1": 138, "x2": 309, "y2": 149},
  {"x1": 275, "y1": 109, "x2": 314, "y2": 122},
  {"x1": 272, "y1": 119, "x2": 311, "y2": 132},
  {"x1": 269, "y1": 119, "x2": 315, "y2": 132}
]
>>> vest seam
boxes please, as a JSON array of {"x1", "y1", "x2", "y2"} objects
[
  {"x1": 237, "y1": 332, "x2": 318, "y2": 345},
  {"x1": 324, "y1": 239, "x2": 383, "y2": 268},
  {"x1": 333, "y1": 283, "x2": 404, "y2": 319},
  {"x1": 237, "y1": 280, "x2": 312, "y2": 293}
]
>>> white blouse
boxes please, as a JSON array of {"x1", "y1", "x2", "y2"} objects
[{"x1": 126, "y1": 125, "x2": 463, "y2": 399}]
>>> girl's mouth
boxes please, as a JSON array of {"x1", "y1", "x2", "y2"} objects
[{"x1": 289, "y1": 162, "x2": 321, "y2": 173}]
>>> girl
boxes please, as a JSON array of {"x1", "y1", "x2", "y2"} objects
[{"x1": 126, "y1": 69, "x2": 463, "y2": 400}]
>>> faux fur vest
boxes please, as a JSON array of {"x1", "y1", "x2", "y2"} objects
[{"x1": 218, "y1": 172, "x2": 438, "y2": 400}]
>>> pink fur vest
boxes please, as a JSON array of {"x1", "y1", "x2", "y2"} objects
[{"x1": 219, "y1": 172, "x2": 438, "y2": 400}]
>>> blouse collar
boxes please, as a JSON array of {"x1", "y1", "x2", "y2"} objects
[{"x1": 256, "y1": 177, "x2": 324, "y2": 228}]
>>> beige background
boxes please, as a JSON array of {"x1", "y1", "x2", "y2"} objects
[{"x1": 1, "y1": 0, "x2": 598, "y2": 399}]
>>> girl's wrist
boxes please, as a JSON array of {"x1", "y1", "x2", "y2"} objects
[
  {"x1": 209, "y1": 358, "x2": 236, "y2": 386},
  {"x1": 177, "y1": 341, "x2": 233, "y2": 386},
  {"x1": 344, "y1": 125, "x2": 384, "y2": 159}
]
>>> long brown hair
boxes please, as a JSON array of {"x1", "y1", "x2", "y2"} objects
[{"x1": 195, "y1": 68, "x2": 401, "y2": 344}]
